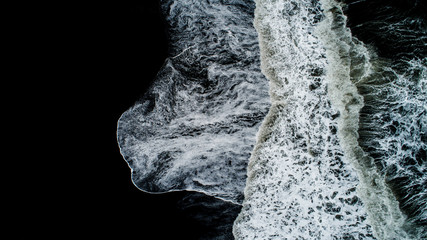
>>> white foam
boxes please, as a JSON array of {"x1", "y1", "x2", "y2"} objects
[{"x1": 233, "y1": 0, "x2": 374, "y2": 238}]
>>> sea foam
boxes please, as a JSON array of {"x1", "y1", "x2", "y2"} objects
[{"x1": 233, "y1": 0, "x2": 373, "y2": 238}]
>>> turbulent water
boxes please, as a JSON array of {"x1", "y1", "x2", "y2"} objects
[
  {"x1": 118, "y1": 0, "x2": 426, "y2": 239},
  {"x1": 117, "y1": 0, "x2": 270, "y2": 204}
]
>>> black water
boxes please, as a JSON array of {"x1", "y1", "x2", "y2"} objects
[
  {"x1": 343, "y1": 0, "x2": 427, "y2": 228},
  {"x1": 343, "y1": 0, "x2": 426, "y2": 61}
]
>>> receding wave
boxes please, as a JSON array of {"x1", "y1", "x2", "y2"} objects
[{"x1": 117, "y1": 0, "x2": 269, "y2": 204}]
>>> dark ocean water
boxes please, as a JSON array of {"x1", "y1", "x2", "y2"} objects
[
  {"x1": 116, "y1": 0, "x2": 426, "y2": 239},
  {"x1": 343, "y1": 0, "x2": 426, "y2": 228}
]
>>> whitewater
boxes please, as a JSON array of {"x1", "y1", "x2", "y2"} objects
[{"x1": 117, "y1": 0, "x2": 426, "y2": 239}]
